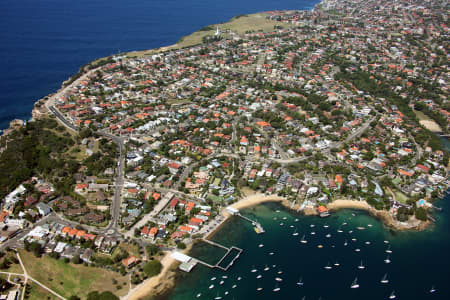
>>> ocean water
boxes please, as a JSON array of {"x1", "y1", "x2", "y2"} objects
[
  {"x1": 161, "y1": 196, "x2": 450, "y2": 300},
  {"x1": 0, "y1": 0, "x2": 318, "y2": 130}
]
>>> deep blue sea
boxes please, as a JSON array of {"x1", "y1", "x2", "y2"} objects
[{"x1": 0, "y1": 0, "x2": 318, "y2": 130}]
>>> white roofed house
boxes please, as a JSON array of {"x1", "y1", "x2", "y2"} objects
[
  {"x1": 36, "y1": 202, "x2": 52, "y2": 216},
  {"x1": 27, "y1": 226, "x2": 49, "y2": 240}
]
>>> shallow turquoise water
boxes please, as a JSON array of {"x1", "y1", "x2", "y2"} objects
[{"x1": 161, "y1": 194, "x2": 450, "y2": 300}]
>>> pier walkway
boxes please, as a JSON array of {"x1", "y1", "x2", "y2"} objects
[{"x1": 236, "y1": 213, "x2": 265, "y2": 234}]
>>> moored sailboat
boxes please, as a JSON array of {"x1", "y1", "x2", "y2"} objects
[
  {"x1": 350, "y1": 277, "x2": 359, "y2": 288},
  {"x1": 357, "y1": 260, "x2": 365, "y2": 270}
]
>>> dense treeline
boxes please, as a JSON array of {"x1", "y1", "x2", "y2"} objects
[
  {"x1": 0, "y1": 118, "x2": 77, "y2": 199},
  {"x1": 335, "y1": 70, "x2": 447, "y2": 153}
]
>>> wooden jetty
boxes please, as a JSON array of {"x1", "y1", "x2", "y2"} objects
[{"x1": 236, "y1": 213, "x2": 265, "y2": 234}]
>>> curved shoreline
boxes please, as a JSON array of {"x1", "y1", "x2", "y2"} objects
[
  {"x1": 4, "y1": 3, "x2": 435, "y2": 299},
  {"x1": 125, "y1": 194, "x2": 428, "y2": 300}
]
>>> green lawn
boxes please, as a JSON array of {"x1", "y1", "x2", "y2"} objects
[
  {"x1": 126, "y1": 13, "x2": 292, "y2": 57},
  {"x1": 19, "y1": 250, "x2": 129, "y2": 299},
  {"x1": 113, "y1": 242, "x2": 142, "y2": 260},
  {"x1": 3, "y1": 252, "x2": 24, "y2": 274},
  {"x1": 395, "y1": 191, "x2": 409, "y2": 204},
  {"x1": 26, "y1": 282, "x2": 58, "y2": 300},
  {"x1": 413, "y1": 109, "x2": 433, "y2": 121}
]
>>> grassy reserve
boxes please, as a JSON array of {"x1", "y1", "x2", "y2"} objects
[
  {"x1": 18, "y1": 250, "x2": 130, "y2": 299},
  {"x1": 126, "y1": 13, "x2": 291, "y2": 57},
  {"x1": 25, "y1": 282, "x2": 59, "y2": 300}
]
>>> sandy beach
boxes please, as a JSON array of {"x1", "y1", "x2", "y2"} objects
[
  {"x1": 327, "y1": 199, "x2": 372, "y2": 211},
  {"x1": 328, "y1": 199, "x2": 428, "y2": 230},
  {"x1": 420, "y1": 120, "x2": 442, "y2": 132},
  {"x1": 230, "y1": 193, "x2": 285, "y2": 210},
  {"x1": 124, "y1": 253, "x2": 178, "y2": 300}
]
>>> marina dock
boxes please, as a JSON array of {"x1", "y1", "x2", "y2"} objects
[
  {"x1": 175, "y1": 238, "x2": 243, "y2": 273},
  {"x1": 199, "y1": 238, "x2": 243, "y2": 271}
]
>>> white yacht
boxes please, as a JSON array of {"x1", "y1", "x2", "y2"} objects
[
  {"x1": 357, "y1": 260, "x2": 365, "y2": 270},
  {"x1": 351, "y1": 277, "x2": 359, "y2": 289}
]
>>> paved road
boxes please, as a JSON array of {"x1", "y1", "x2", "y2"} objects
[
  {"x1": 99, "y1": 132, "x2": 126, "y2": 237},
  {"x1": 47, "y1": 90, "x2": 125, "y2": 238},
  {"x1": 331, "y1": 116, "x2": 375, "y2": 149},
  {"x1": 48, "y1": 106, "x2": 78, "y2": 132}
]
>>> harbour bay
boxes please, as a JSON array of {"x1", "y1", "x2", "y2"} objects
[
  {"x1": 0, "y1": 1, "x2": 448, "y2": 300},
  {"x1": 159, "y1": 197, "x2": 450, "y2": 300}
]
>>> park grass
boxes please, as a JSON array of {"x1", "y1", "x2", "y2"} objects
[
  {"x1": 414, "y1": 110, "x2": 442, "y2": 132},
  {"x1": 126, "y1": 13, "x2": 291, "y2": 58},
  {"x1": 395, "y1": 191, "x2": 409, "y2": 204},
  {"x1": 26, "y1": 282, "x2": 58, "y2": 300},
  {"x1": 3, "y1": 252, "x2": 24, "y2": 275},
  {"x1": 18, "y1": 250, "x2": 130, "y2": 299},
  {"x1": 113, "y1": 242, "x2": 142, "y2": 260},
  {"x1": 414, "y1": 109, "x2": 433, "y2": 121}
]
